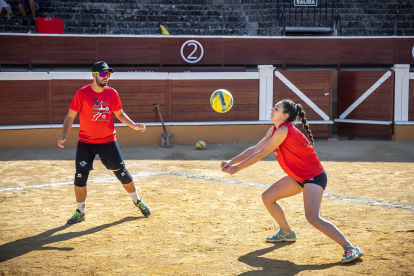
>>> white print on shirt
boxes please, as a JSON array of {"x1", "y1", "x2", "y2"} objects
[{"x1": 92, "y1": 99, "x2": 110, "y2": 122}]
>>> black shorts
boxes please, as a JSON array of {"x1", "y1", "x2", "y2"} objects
[
  {"x1": 76, "y1": 141, "x2": 124, "y2": 172},
  {"x1": 296, "y1": 171, "x2": 328, "y2": 190}
]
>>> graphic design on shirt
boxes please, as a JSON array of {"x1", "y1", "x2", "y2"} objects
[
  {"x1": 92, "y1": 99, "x2": 110, "y2": 121},
  {"x1": 273, "y1": 147, "x2": 282, "y2": 160}
]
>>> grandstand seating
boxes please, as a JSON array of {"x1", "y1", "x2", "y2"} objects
[{"x1": 0, "y1": 1, "x2": 412, "y2": 36}]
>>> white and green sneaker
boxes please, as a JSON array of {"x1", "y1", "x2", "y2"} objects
[
  {"x1": 341, "y1": 245, "x2": 364, "y2": 263},
  {"x1": 266, "y1": 228, "x2": 297, "y2": 243}
]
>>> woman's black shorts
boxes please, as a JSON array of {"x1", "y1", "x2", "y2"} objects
[
  {"x1": 75, "y1": 141, "x2": 124, "y2": 172},
  {"x1": 296, "y1": 171, "x2": 327, "y2": 190}
]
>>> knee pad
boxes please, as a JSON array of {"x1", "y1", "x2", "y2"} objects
[
  {"x1": 74, "y1": 171, "x2": 89, "y2": 187},
  {"x1": 114, "y1": 167, "x2": 133, "y2": 184}
]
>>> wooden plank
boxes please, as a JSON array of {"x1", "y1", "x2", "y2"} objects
[
  {"x1": 0, "y1": 82, "x2": 46, "y2": 101},
  {"x1": 0, "y1": 114, "x2": 46, "y2": 124},
  {"x1": 0, "y1": 101, "x2": 46, "y2": 108},
  {"x1": 338, "y1": 123, "x2": 392, "y2": 139},
  {"x1": 0, "y1": 36, "x2": 29, "y2": 64},
  {"x1": 0, "y1": 107, "x2": 46, "y2": 116},
  {"x1": 172, "y1": 110, "x2": 258, "y2": 122},
  {"x1": 172, "y1": 92, "x2": 258, "y2": 105},
  {"x1": 31, "y1": 37, "x2": 97, "y2": 64},
  {"x1": 223, "y1": 38, "x2": 283, "y2": 65},
  {"x1": 409, "y1": 79, "x2": 414, "y2": 121},
  {"x1": 273, "y1": 70, "x2": 332, "y2": 123},
  {"x1": 284, "y1": 39, "x2": 338, "y2": 65},
  {"x1": 98, "y1": 37, "x2": 161, "y2": 65},
  {"x1": 394, "y1": 38, "x2": 414, "y2": 64},
  {"x1": 337, "y1": 70, "x2": 393, "y2": 121},
  {"x1": 340, "y1": 39, "x2": 394, "y2": 65},
  {"x1": 162, "y1": 38, "x2": 222, "y2": 65},
  {"x1": 172, "y1": 79, "x2": 259, "y2": 93}
]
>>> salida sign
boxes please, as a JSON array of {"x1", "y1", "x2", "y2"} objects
[{"x1": 294, "y1": 0, "x2": 317, "y2": 6}]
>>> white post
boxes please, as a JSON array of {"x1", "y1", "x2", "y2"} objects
[
  {"x1": 258, "y1": 65, "x2": 274, "y2": 121},
  {"x1": 394, "y1": 64, "x2": 410, "y2": 122}
]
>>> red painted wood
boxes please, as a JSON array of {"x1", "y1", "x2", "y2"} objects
[
  {"x1": 0, "y1": 36, "x2": 29, "y2": 64},
  {"x1": 223, "y1": 38, "x2": 283, "y2": 65},
  {"x1": 340, "y1": 39, "x2": 394, "y2": 65},
  {"x1": 338, "y1": 123, "x2": 392, "y2": 139},
  {"x1": 30, "y1": 37, "x2": 97, "y2": 64},
  {"x1": 98, "y1": 37, "x2": 161, "y2": 65},
  {"x1": 171, "y1": 79, "x2": 259, "y2": 121},
  {"x1": 409, "y1": 79, "x2": 414, "y2": 121},
  {"x1": 284, "y1": 39, "x2": 338, "y2": 65}
]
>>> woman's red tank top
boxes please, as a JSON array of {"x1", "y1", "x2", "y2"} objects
[{"x1": 272, "y1": 121, "x2": 325, "y2": 182}]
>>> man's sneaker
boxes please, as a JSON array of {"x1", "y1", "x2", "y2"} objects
[
  {"x1": 266, "y1": 228, "x2": 297, "y2": 243},
  {"x1": 135, "y1": 200, "x2": 151, "y2": 217},
  {"x1": 341, "y1": 245, "x2": 364, "y2": 263},
  {"x1": 67, "y1": 209, "x2": 85, "y2": 224}
]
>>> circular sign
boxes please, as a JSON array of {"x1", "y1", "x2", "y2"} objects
[{"x1": 181, "y1": 40, "x2": 204, "y2": 64}]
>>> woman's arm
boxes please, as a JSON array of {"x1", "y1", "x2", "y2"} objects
[
  {"x1": 221, "y1": 127, "x2": 274, "y2": 169},
  {"x1": 222, "y1": 126, "x2": 288, "y2": 175}
]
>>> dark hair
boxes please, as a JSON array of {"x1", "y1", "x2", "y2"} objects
[{"x1": 281, "y1": 99, "x2": 314, "y2": 146}]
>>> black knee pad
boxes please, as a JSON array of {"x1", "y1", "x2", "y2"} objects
[
  {"x1": 114, "y1": 167, "x2": 133, "y2": 184},
  {"x1": 74, "y1": 171, "x2": 89, "y2": 187}
]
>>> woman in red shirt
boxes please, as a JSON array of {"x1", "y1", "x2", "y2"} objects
[{"x1": 222, "y1": 99, "x2": 364, "y2": 263}]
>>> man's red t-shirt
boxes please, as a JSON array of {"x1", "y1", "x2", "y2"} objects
[
  {"x1": 272, "y1": 121, "x2": 325, "y2": 182},
  {"x1": 69, "y1": 84, "x2": 122, "y2": 144}
]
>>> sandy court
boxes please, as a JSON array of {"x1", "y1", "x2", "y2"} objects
[{"x1": 0, "y1": 138, "x2": 414, "y2": 275}]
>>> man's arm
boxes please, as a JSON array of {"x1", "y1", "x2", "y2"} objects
[
  {"x1": 113, "y1": 109, "x2": 146, "y2": 132},
  {"x1": 58, "y1": 109, "x2": 78, "y2": 148}
]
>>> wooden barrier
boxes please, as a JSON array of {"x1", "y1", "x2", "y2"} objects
[
  {"x1": 393, "y1": 65, "x2": 414, "y2": 140},
  {"x1": 336, "y1": 70, "x2": 394, "y2": 139},
  {"x1": 273, "y1": 70, "x2": 333, "y2": 139},
  {"x1": 1, "y1": 35, "x2": 413, "y2": 70}
]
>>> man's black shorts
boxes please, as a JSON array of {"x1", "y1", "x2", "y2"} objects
[{"x1": 76, "y1": 141, "x2": 124, "y2": 172}]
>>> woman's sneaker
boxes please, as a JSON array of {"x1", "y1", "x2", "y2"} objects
[
  {"x1": 135, "y1": 200, "x2": 151, "y2": 217},
  {"x1": 266, "y1": 228, "x2": 297, "y2": 243},
  {"x1": 67, "y1": 209, "x2": 85, "y2": 224},
  {"x1": 341, "y1": 245, "x2": 364, "y2": 263}
]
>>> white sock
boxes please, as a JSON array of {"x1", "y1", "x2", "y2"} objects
[
  {"x1": 129, "y1": 191, "x2": 141, "y2": 204},
  {"x1": 77, "y1": 201, "x2": 86, "y2": 214}
]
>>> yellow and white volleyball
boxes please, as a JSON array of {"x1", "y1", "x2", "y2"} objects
[
  {"x1": 196, "y1": 140, "x2": 206, "y2": 150},
  {"x1": 210, "y1": 89, "x2": 233, "y2": 113}
]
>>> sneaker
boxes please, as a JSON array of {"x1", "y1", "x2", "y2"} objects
[
  {"x1": 135, "y1": 200, "x2": 151, "y2": 217},
  {"x1": 67, "y1": 209, "x2": 85, "y2": 224},
  {"x1": 266, "y1": 228, "x2": 297, "y2": 243},
  {"x1": 341, "y1": 245, "x2": 364, "y2": 263}
]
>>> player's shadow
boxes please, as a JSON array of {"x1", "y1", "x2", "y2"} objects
[
  {"x1": 0, "y1": 216, "x2": 141, "y2": 263},
  {"x1": 238, "y1": 243, "x2": 358, "y2": 275}
]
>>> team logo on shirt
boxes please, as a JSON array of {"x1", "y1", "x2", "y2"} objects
[
  {"x1": 92, "y1": 99, "x2": 110, "y2": 122},
  {"x1": 93, "y1": 98, "x2": 100, "y2": 107}
]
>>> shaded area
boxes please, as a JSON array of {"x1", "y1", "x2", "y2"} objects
[
  {"x1": 0, "y1": 140, "x2": 413, "y2": 163},
  {"x1": 238, "y1": 243, "x2": 360, "y2": 276},
  {"x1": 0, "y1": 217, "x2": 140, "y2": 263}
]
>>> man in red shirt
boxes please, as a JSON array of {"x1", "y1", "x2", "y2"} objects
[{"x1": 58, "y1": 61, "x2": 151, "y2": 224}]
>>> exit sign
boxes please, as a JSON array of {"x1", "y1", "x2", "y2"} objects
[{"x1": 294, "y1": 0, "x2": 318, "y2": 6}]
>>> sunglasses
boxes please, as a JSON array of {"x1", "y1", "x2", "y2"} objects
[{"x1": 93, "y1": 72, "x2": 111, "y2": 78}]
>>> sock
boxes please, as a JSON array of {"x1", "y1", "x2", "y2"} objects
[
  {"x1": 129, "y1": 191, "x2": 141, "y2": 204},
  {"x1": 77, "y1": 201, "x2": 86, "y2": 214}
]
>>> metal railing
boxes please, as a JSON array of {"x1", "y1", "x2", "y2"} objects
[{"x1": 277, "y1": 0, "x2": 341, "y2": 36}]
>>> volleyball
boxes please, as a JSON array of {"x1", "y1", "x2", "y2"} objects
[
  {"x1": 210, "y1": 89, "x2": 233, "y2": 113},
  {"x1": 196, "y1": 140, "x2": 206, "y2": 150}
]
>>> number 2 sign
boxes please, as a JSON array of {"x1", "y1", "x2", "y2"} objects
[{"x1": 181, "y1": 40, "x2": 204, "y2": 63}]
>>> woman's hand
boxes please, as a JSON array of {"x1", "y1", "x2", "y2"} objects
[
  {"x1": 222, "y1": 165, "x2": 239, "y2": 175},
  {"x1": 221, "y1": 160, "x2": 232, "y2": 170}
]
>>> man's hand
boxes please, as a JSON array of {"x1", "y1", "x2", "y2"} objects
[
  {"x1": 133, "y1": 123, "x2": 146, "y2": 132},
  {"x1": 58, "y1": 136, "x2": 66, "y2": 148},
  {"x1": 222, "y1": 165, "x2": 239, "y2": 175}
]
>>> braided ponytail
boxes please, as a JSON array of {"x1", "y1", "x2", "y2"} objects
[{"x1": 296, "y1": 104, "x2": 314, "y2": 146}]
